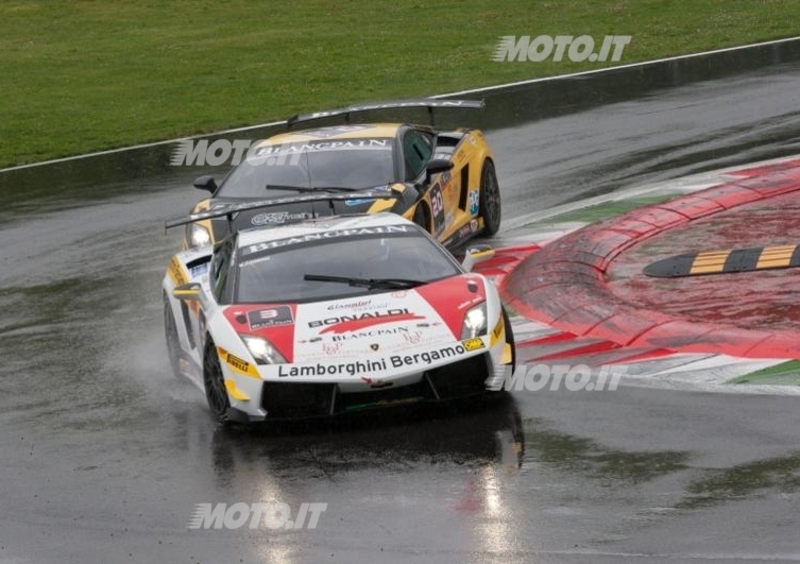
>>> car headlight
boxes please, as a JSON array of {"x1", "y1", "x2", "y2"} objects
[
  {"x1": 240, "y1": 335, "x2": 287, "y2": 365},
  {"x1": 461, "y1": 302, "x2": 487, "y2": 339},
  {"x1": 187, "y1": 223, "x2": 212, "y2": 248}
]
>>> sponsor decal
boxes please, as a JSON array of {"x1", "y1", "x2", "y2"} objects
[
  {"x1": 326, "y1": 299, "x2": 374, "y2": 311},
  {"x1": 403, "y1": 331, "x2": 423, "y2": 345},
  {"x1": 360, "y1": 376, "x2": 392, "y2": 389},
  {"x1": 280, "y1": 358, "x2": 388, "y2": 377},
  {"x1": 462, "y1": 338, "x2": 485, "y2": 352},
  {"x1": 344, "y1": 199, "x2": 372, "y2": 207},
  {"x1": 449, "y1": 219, "x2": 480, "y2": 246},
  {"x1": 330, "y1": 326, "x2": 409, "y2": 342},
  {"x1": 242, "y1": 225, "x2": 411, "y2": 256},
  {"x1": 241, "y1": 255, "x2": 273, "y2": 267},
  {"x1": 297, "y1": 336, "x2": 324, "y2": 344},
  {"x1": 457, "y1": 296, "x2": 483, "y2": 310},
  {"x1": 251, "y1": 211, "x2": 316, "y2": 226},
  {"x1": 191, "y1": 262, "x2": 209, "y2": 277},
  {"x1": 277, "y1": 344, "x2": 468, "y2": 377},
  {"x1": 388, "y1": 344, "x2": 466, "y2": 368},
  {"x1": 248, "y1": 306, "x2": 294, "y2": 330},
  {"x1": 323, "y1": 343, "x2": 341, "y2": 356},
  {"x1": 309, "y1": 309, "x2": 425, "y2": 334},
  {"x1": 227, "y1": 354, "x2": 249, "y2": 372},
  {"x1": 254, "y1": 139, "x2": 391, "y2": 157},
  {"x1": 469, "y1": 189, "x2": 480, "y2": 215},
  {"x1": 492, "y1": 315, "x2": 504, "y2": 340},
  {"x1": 169, "y1": 256, "x2": 188, "y2": 285},
  {"x1": 391, "y1": 290, "x2": 408, "y2": 299},
  {"x1": 299, "y1": 125, "x2": 372, "y2": 138},
  {"x1": 440, "y1": 170, "x2": 451, "y2": 189}
]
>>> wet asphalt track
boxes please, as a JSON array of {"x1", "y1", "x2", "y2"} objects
[{"x1": 3, "y1": 64, "x2": 800, "y2": 563}]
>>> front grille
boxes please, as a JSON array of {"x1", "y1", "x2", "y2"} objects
[
  {"x1": 261, "y1": 382, "x2": 335, "y2": 419},
  {"x1": 426, "y1": 353, "x2": 491, "y2": 399},
  {"x1": 336, "y1": 380, "x2": 434, "y2": 413}
]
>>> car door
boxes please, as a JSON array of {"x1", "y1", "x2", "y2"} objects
[
  {"x1": 193, "y1": 238, "x2": 235, "y2": 352},
  {"x1": 402, "y1": 129, "x2": 448, "y2": 234}
]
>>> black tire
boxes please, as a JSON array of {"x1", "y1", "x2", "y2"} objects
[
  {"x1": 413, "y1": 203, "x2": 428, "y2": 233},
  {"x1": 479, "y1": 159, "x2": 501, "y2": 236},
  {"x1": 502, "y1": 306, "x2": 516, "y2": 377},
  {"x1": 163, "y1": 296, "x2": 182, "y2": 379},
  {"x1": 203, "y1": 338, "x2": 231, "y2": 423}
]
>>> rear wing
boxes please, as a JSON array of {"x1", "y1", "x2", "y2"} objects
[
  {"x1": 164, "y1": 191, "x2": 399, "y2": 230},
  {"x1": 286, "y1": 98, "x2": 484, "y2": 128}
]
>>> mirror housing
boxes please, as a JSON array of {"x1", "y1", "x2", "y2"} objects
[
  {"x1": 172, "y1": 282, "x2": 202, "y2": 301},
  {"x1": 425, "y1": 158, "x2": 454, "y2": 184},
  {"x1": 390, "y1": 183, "x2": 406, "y2": 195},
  {"x1": 193, "y1": 175, "x2": 218, "y2": 193},
  {"x1": 462, "y1": 245, "x2": 495, "y2": 272}
]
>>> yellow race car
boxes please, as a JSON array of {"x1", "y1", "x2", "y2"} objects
[{"x1": 183, "y1": 99, "x2": 501, "y2": 250}]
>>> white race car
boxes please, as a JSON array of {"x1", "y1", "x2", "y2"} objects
[{"x1": 163, "y1": 196, "x2": 515, "y2": 423}]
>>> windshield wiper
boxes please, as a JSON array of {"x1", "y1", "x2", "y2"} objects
[{"x1": 304, "y1": 274, "x2": 425, "y2": 289}]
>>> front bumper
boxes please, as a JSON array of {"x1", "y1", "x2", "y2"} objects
[{"x1": 254, "y1": 352, "x2": 494, "y2": 420}]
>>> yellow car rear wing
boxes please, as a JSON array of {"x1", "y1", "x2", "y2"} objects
[
  {"x1": 164, "y1": 191, "x2": 400, "y2": 231},
  {"x1": 287, "y1": 98, "x2": 484, "y2": 128}
]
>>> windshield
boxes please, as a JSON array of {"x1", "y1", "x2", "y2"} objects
[
  {"x1": 218, "y1": 139, "x2": 397, "y2": 198},
  {"x1": 235, "y1": 229, "x2": 460, "y2": 303}
]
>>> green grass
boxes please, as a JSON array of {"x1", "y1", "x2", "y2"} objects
[
  {"x1": 2, "y1": 0, "x2": 800, "y2": 167},
  {"x1": 541, "y1": 194, "x2": 678, "y2": 224},
  {"x1": 728, "y1": 360, "x2": 800, "y2": 385}
]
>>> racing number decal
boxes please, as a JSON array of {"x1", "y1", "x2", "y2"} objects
[{"x1": 430, "y1": 184, "x2": 445, "y2": 234}]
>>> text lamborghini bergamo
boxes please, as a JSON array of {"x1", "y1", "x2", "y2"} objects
[
  {"x1": 181, "y1": 99, "x2": 502, "y2": 252},
  {"x1": 163, "y1": 204, "x2": 515, "y2": 423}
]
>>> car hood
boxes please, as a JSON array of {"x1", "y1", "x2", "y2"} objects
[{"x1": 223, "y1": 275, "x2": 487, "y2": 363}]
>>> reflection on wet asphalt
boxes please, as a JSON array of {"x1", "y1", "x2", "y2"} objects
[{"x1": 3, "y1": 65, "x2": 800, "y2": 563}]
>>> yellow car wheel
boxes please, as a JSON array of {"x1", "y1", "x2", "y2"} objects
[
  {"x1": 413, "y1": 203, "x2": 429, "y2": 233},
  {"x1": 480, "y1": 159, "x2": 501, "y2": 236}
]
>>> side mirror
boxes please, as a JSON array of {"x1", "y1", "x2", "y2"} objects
[
  {"x1": 172, "y1": 282, "x2": 202, "y2": 301},
  {"x1": 462, "y1": 245, "x2": 495, "y2": 272},
  {"x1": 193, "y1": 175, "x2": 218, "y2": 193},
  {"x1": 425, "y1": 158, "x2": 454, "y2": 184}
]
